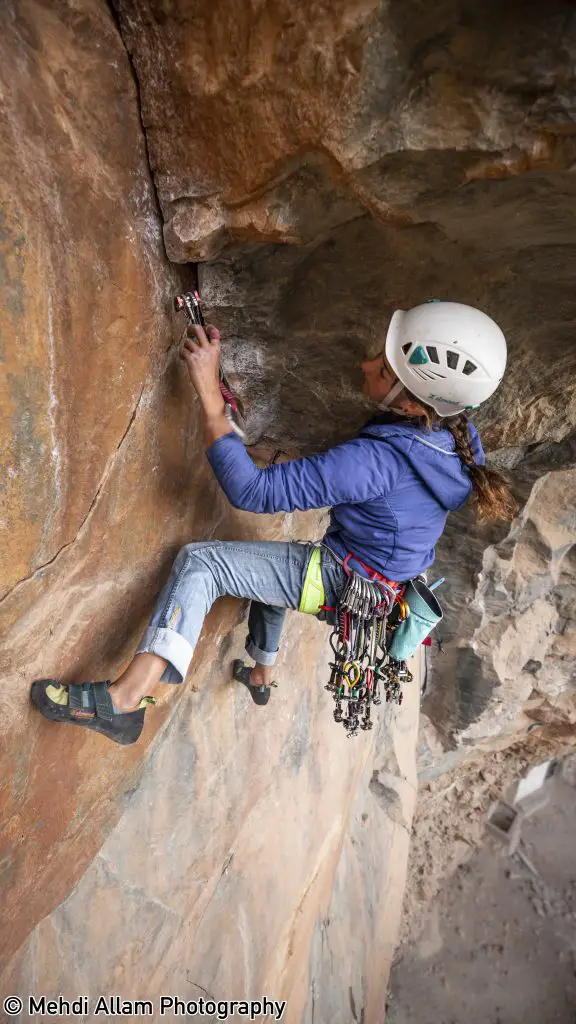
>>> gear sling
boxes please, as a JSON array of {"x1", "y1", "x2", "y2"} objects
[{"x1": 299, "y1": 546, "x2": 443, "y2": 736}]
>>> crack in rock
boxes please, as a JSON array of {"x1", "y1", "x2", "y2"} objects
[
  {"x1": 106, "y1": 0, "x2": 164, "y2": 229},
  {"x1": 0, "y1": 380, "x2": 149, "y2": 608}
]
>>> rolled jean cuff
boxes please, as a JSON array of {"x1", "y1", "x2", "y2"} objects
[
  {"x1": 245, "y1": 635, "x2": 279, "y2": 667},
  {"x1": 135, "y1": 626, "x2": 194, "y2": 684}
]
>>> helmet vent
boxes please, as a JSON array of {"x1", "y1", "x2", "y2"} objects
[
  {"x1": 402, "y1": 342, "x2": 412, "y2": 355},
  {"x1": 463, "y1": 360, "x2": 477, "y2": 376},
  {"x1": 446, "y1": 350, "x2": 459, "y2": 370},
  {"x1": 412, "y1": 368, "x2": 439, "y2": 381},
  {"x1": 426, "y1": 346, "x2": 440, "y2": 363}
]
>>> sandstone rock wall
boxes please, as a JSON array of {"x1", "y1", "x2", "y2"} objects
[
  {"x1": 0, "y1": 0, "x2": 198, "y2": 964},
  {"x1": 2, "y1": 0, "x2": 576, "y2": 1014},
  {"x1": 0, "y1": 1, "x2": 419, "y2": 1013},
  {"x1": 113, "y1": 0, "x2": 576, "y2": 754},
  {"x1": 2, "y1": 619, "x2": 420, "y2": 1023},
  {"x1": 422, "y1": 466, "x2": 576, "y2": 752}
]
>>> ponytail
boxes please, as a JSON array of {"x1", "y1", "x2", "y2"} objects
[
  {"x1": 400, "y1": 390, "x2": 518, "y2": 524},
  {"x1": 444, "y1": 414, "x2": 518, "y2": 524}
]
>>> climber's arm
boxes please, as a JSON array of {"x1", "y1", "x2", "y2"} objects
[
  {"x1": 203, "y1": 406, "x2": 232, "y2": 446},
  {"x1": 181, "y1": 322, "x2": 402, "y2": 511},
  {"x1": 207, "y1": 432, "x2": 404, "y2": 513},
  {"x1": 180, "y1": 322, "x2": 231, "y2": 444}
]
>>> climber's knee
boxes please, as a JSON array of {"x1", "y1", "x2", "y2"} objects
[
  {"x1": 177, "y1": 543, "x2": 219, "y2": 587},
  {"x1": 173, "y1": 542, "x2": 204, "y2": 569},
  {"x1": 180, "y1": 540, "x2": 218, "y2": 562}
]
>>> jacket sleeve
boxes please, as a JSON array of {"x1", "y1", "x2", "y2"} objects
[
  {"x1": 206, "y1": 432, "x2": 405, "y2": 513},
  {"x1": 468, "y1": 421, "x2": 486, "y2": 466}
]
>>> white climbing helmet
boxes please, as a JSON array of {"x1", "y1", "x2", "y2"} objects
[{"x1": 384, "y1": 301, "x2": 507, "y2": 417}]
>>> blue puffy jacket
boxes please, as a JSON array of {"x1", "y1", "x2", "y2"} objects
[{"x1": 206, "y1": 418, "x2": 485, "y2": 581}]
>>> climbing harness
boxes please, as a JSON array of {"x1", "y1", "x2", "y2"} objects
[
  {"x1": 174, "y1": 290, "x2": 246, "y2": 440},
  {"x1": 300, "y1": 548, "x2": 444, "y2": 737},
  {"x1": 322, "y1": 554, "x2": 413, "y2": 737},
  {"x1": 294, "y1": 551, "x2": 396, "y2": 738}
]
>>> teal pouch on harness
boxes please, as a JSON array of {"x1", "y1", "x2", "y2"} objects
[{"x1": 387, "y1": 578, "x2": 443, "y2": 661}]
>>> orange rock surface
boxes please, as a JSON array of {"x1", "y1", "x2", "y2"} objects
[{"x1": 1, "y1": 0, "x2": 575, "y2": 1015}]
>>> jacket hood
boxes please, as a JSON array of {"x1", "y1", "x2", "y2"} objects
[{"x1": 359, "y1": 418, "x2": 485, "y2": 513}]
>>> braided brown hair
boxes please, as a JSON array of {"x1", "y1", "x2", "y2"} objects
[
  {"x1": 401, "y1": 393, "x2": 518, "y2": 523},
  {"x1": 443, "y1": 413, "x2": 518, "y2": 523}
]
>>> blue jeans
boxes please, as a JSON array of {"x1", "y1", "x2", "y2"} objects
[{"x1": 135, "y1": 541, "x2": 347, "y2": 683}]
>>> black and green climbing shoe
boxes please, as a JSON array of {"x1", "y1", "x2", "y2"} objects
[
  {"x1": 232, "y1": 660, "x2": 277, "y2": 706},
  {"x1": 30, "y1": 679, "x2": 155, "y2": 746}
]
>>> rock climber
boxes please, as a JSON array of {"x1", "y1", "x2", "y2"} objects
[{"x1": 32, "y1": 301, "x2": 517, "y2": 744}]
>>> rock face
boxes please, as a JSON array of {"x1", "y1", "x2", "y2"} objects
[
  {"x1": 113, "y1": 0, "x2": 576, "y2": 748},
  {"x1": 115, "y1": 0, "x2": 576, "y2": 452},
  {"x1": 2, "y1": 617, "x2": 420, "y2": 1021},
  {"x1": 1, "y1": 0, "x2": 575, "y2": 1016},
  {"x1": 0, "y1": 0, "x2": 418, "y2": 1012},
  {"x1": 422, "y1": 467, "x2": 576, "y2": 761},
  {"x1": 0, "y1": 0, "x2": 191, "y2": 964}
]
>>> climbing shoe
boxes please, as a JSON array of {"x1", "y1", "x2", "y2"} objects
[
  {"x1": 232, "y1": 660, "x2": 277, "y2": 707},
  {"x1": 30, "y1": 679, "x2": 155, "y2": 746}
]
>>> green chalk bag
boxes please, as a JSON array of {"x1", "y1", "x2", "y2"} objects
[{"x1": 387, "y1": 577, "x2": 443, "y2": 662}]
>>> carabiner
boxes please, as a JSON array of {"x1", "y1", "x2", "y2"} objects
[{"x1": 344, "y1": 661, "x2": 362, "y2": 687}]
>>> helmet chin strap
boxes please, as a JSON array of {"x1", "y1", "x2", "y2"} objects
[{"x1": 377, "y1": 377, "x2": 406, "y2": 411}]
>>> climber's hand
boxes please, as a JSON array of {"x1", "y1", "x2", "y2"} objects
[{"x1": 180, "y1": 324, "x2": 224, "y2": 412}]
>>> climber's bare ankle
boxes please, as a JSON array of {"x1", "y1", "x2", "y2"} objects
[
  {"x1": 108, "y1": 652, "x2": 168, "y2": 710},
  {"x1": 107, "y1": 684, "x2": 143, "y2": 713},
  {"x1": 250, "y1": 664, "x2": 273, "y2": 687}
]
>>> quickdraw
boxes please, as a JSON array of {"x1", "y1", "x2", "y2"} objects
[{"x1": 324, "y1": 554, "x2": 413, "y2": 737}]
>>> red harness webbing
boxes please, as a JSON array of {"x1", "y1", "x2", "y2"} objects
[{"x1": 320, "y1": 551, "x2": 404, "y2": 612}]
